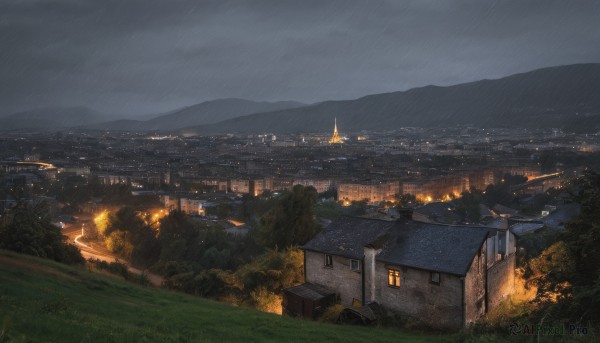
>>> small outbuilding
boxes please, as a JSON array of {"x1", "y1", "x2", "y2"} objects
[{"x1": 282, "y1": 282, "x2": 336, "y2": 319}]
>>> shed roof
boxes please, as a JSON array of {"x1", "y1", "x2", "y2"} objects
[{"x1": 284, "y1": 283, "x2": 336, "y2": 301}]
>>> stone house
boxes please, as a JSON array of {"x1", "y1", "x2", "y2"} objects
[{"x1": 290, "y1": 215, "x2": 516, "y2": 329}]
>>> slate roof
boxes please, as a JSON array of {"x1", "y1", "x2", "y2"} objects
[
  {"x1": 413, "y1": 202, "x2": 462, "y2": 223},
  {"x1": 302, "y1": 216, "x2": 494, "y2": 276},
  {"x1": 302, "y1": 216, "x2": 394, "y2": 259},
  {"x1": 541, "y1": 203, "x2": 580, "y2": 228},
  {"x1": 510, "y1": 222, "x2": 544, "y2": 236},
  {"x1": 283, "y1": 283, "x2": 336, "y2": 301},
  {"x1": 377, "y1": 221, "x2": 493, "y2": 276}
]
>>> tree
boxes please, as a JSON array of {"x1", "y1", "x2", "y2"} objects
[
  {"x1": 455, "y1": 189, "x2": 482, "y2": 223},
  {"x1": 103, "y1": 207, "x2": 160, "y2": 267},
  {"x1": 349, "y1": 200, "x2": 368, "y2": 216},
  {"x1": 216, "y1": 202, "x2": 233, "y2": 219},
  {"x1": 395, "y1": 193, "x2": 420, "y2": 207},
  {"x1": 158, "y1": 210, "x2": 197, "y2": 262},
  {"x1": 257, "y1": 185, "x2": 320, "y2": 249},
  {"x1": 0, "y1": 201, "x2": 83, "y2": 264},
  {"x1": 532, "y1": 170, "x2": 600, "y2": 322}
]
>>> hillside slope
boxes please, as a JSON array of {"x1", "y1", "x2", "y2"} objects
[
  {"x1": 183, "y1": 63, "x2": 600, "y2": 134},
  {"x1": 0, "y1": 250, "x2": 438, "y2": 343},
  {"x1": 88, "y1": 98, "x2": 305, "y2": 131}
]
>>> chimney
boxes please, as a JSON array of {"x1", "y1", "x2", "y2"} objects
[
  {"x1": 363, "y1": 245, "x2": 382, "y2": 304},
  {"x1": 397, "y1": 207, "x2": 413, "y2": 221}
]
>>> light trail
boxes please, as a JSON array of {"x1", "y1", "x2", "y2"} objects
[{"x1": 16, "y1": 161, "x2": 56, "y2": 170}]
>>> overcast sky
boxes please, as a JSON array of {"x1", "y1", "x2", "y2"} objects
[{"x1": 1, "y1": 0, "x2": 599, "y2": 117}]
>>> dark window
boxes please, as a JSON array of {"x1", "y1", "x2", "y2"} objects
[
  {"x1": 430, "y1": 272, "x2": 440, "y2": 285},
  {"x1": 388, "y1": 269, "x2": 400, "y2": 287},
  {"x1": 325, "y1": 254, "x2": 333, "y2": 267},
  {"x1": 351, "y1": 259, "x2": 361, "y2": 272}
]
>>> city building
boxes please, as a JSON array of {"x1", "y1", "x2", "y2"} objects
[{"x1": 338, "y1": 180, "x2": 399, "y2": 204}]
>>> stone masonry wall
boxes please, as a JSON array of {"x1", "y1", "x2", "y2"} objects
[
  {"x1": 304, "y1": 250, "x2": 362, "y2": 306},
  {"x1": 374, "y1": 262, "x2": 463, "y2": 329},
  {"x1": 487, "y1": 253, "x2": 516, "y2": 311},
  {"x1": 464, "y1": 247, "x2": 487, "y2": 324}
]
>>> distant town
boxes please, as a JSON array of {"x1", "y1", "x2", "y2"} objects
[{"x1": 1, "y1": 123, "x2": 592, "y2": 214}]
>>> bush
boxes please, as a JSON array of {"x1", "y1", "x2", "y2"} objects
[
  {"x1": 319, "y1": 304, "x2": 344, "y2": 323},
  {"x1": 87, "y1": 259, "x2": 129, "y2": 279}
]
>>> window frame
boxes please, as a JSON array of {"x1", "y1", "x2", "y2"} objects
[
  {"x1": 324, "y1": 254, "x2": 333, "y2": 268},
  {"x1": 387, "y1": 269, "x2": 401, "y2": 288},
  {"x1": 430, "y1": 272, "x2": 440, "y2": 285},
  {"x1": 350, "y1": 259, "x2": 361, "y2": 272}
]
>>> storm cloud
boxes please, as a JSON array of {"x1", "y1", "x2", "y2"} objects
[{"x1": 1, "y1": 0, "x2": 599, "y2": 117}]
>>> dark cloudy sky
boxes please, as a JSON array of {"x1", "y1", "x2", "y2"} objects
[{"x1": 1, "y1": 0, "x2": 599, "y2": 117}]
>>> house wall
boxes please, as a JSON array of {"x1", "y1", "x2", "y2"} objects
[
  {"x1": 304, "y1": 251, "x2": 362, "y2": 306},
  {"x1": 373, "y1": 262, "x2": 463, "y2": 329},
  {"x1": 464, "y1": 246, "x2": 487, "y2": 324},
  {"x1": 487, "y1": 253, "x2": 516, "y2": 311}
]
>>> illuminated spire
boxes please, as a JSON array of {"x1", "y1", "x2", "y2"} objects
[{"x1": 328, "y1": 117, "x2": 343, "y2": 144}]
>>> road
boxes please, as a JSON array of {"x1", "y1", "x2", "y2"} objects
[{"x1": 63, "y1": 223, "x2": 164, "y2": 287}]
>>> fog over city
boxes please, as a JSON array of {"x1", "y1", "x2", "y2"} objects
[{"x1": 1, "y1": 0, "x2": 599, "y2": 117}]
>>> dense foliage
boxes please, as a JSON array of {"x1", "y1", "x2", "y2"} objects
[
  {"x1": 0, "y1": 201, "x2": 83, "y2": 264},
  {"x1": 530, "y1": 170, "x2": 600, "y2": 323},
  {"x1": 94, "y1": 185, "x2": 321, "y2": 312},
  {"x1": 257, "y1": 185, "x2": 320, "y2": 249}
]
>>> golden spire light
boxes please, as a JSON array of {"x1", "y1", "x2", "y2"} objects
[{"x1": 328, "y1": 117, "x2": 343, "y2": 144}]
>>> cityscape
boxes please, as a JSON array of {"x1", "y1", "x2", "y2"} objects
[{"x1": 1, "y1": 1, "x2": 599, "y2": 342}]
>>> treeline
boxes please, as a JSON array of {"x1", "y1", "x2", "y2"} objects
[
  {"x1": 0, "y1": 201, "x2": 84, "y2": 264},
  {"x1": 45, "y1": 176, "x2": 161, "y2": 213},
  {"x1": 94, "y1": 185, "x2": 320, "y2": 312}
]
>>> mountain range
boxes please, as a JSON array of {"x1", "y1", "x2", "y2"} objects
[
  {"x1": 183, "y1": 63, "x2": 600, "y2": 134},
  {"x1": 85, "y1": 98, "x2": 305, "y2": 131},
  {"x1": 2, "y1": 63, "x2": 600, "y2": 133}
]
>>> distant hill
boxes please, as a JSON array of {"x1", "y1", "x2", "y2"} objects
[
  {"x1": 182, "y1": 63, "x2": 600, "y2": 134},
  {"x1": 88, "y1": 98, "x2": 305, "y2": 131},
  {"x1": 0, "y1": 106, "x2": 108, "y2": 130}
]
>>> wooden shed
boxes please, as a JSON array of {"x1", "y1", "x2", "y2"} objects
[{"x1": 282, "y1": 283, "x2": 336, "y2": 319}]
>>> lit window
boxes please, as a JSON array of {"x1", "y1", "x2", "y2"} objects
[
  {"x1": 325, "y1": 254, "x2": 333, "y2": 267},
  {"x1": 430, "y1": 272, "x2": 440, "y2": 285},
  {"x1": 351, "y1": 259, "x2": 361, "y2": 272},
  {"x1": 388, "y1": 269, "x2": 400, "y2": 287}
]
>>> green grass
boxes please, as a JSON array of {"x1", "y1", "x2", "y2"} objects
[{"x1": 0, "y1": 250, "x2": 446, "y2": 343}]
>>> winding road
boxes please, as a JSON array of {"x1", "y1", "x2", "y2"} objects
[{"x1": 62, "y1": 223, "x2": 164, "y2": 287}]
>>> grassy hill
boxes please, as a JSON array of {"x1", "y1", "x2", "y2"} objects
[{"x1": 0, "y1": 250, "x2": 443, "y2": 342}]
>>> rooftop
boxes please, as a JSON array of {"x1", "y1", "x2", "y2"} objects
[{"x1": 302, "y1": 216, "x2": 495, "y2": 276}]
